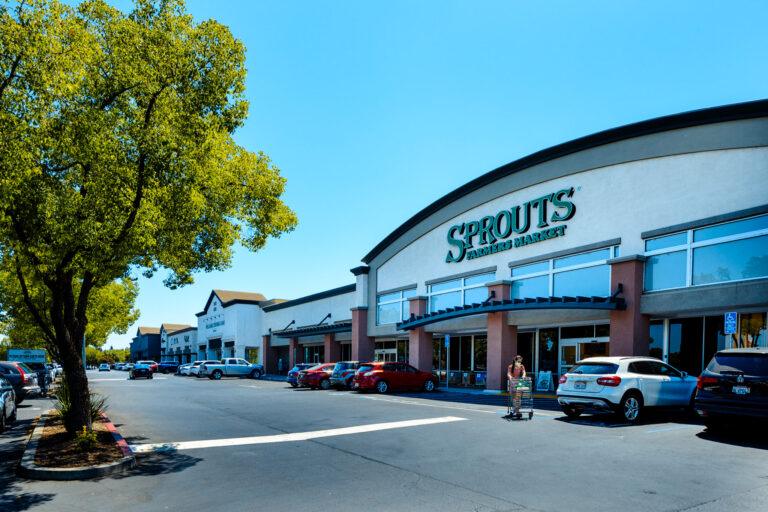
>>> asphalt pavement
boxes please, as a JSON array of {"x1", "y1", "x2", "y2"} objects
[{"x1": 2, "y1": 370, "x2": 767, "y2": 512}]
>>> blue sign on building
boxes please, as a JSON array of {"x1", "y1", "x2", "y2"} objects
[
  {"x1": 724, "y1": 312, "x2": 738, "y2": 335},
  {"x1": 445, "y1": 334, "x2": 451, "y2": 348}
]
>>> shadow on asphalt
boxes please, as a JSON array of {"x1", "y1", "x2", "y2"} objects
[
  {"x1": 118, "y1": 451, "x2": 203, "y2": 478},
  {"x1": 396, "y1": 390, "x2": 562, "y2": 412},
  {"x1": 696, "y1": 423, "x2": 768, "y2": 450},
  {"x1": 0, "y1": 419, "x2": 56, "y2": 511},
  {"x1": 554, "y1": 409, "x2": 703, "y2": 428}
]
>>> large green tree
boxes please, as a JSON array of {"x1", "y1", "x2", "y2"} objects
[{"x1": 0, "y1": 0, "x2": 297, "y2": 433}]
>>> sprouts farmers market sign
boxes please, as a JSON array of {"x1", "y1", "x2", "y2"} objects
[{"x1": 445, "y1": 187, "x2": 576, "y2": 263}]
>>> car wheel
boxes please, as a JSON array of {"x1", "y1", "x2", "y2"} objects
[
  {"x1": 0, "y1": 410, "x2": 5, "y2": 433},
  {"x1": 250, "y1": 370, "x2": 262, "y2": 379},
  {"x1": 290, "y1": 382, "x2": 298, "y2": 388},
  {"x1": 212, "y1": 370, "x2": 223, "y2": 380},
  {"x1": 562, "y1": 406, "x2": 582, "y2": 419},
  {"x1": 376, "y1": 380, "x2": 389, "y2": 394},
  {"x1": 423, "y1": 379, "x2": 435, "y2": 392},
  {"x1": 148, "y1": 374, "x2": 153, "y2": 379},
  {"x1": 9, "y1": 403, "x2": 16, "y2": 422},
  {"x1": 618, "y1": 392, "x2": 643, "y2": 423},
  {"x1": 320, "y1": 379, "x2": 331, "y2": 391}
]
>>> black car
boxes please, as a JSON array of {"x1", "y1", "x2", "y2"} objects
[
  {"x1": 695, "y1": 348, "x2": 768, "y2": 428},
  {"x1": 128, "y1": 364, "x2": 153, "y2": 380},
  {"x1": 0, "y1": 361, "x2": 40, "y2": 404},
  {"x1": 158, "y1": 362, "x2": 180, "y2": 374}
]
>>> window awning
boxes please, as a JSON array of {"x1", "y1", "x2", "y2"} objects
[
  {"x1": 397, "y1": 295, "x2": 626, "y2": 331},
  {"x1": 272, "y1": 321, "x2": 352, "y2": 338}
]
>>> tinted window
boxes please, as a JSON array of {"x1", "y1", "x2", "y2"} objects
[
  {"x1": 648, "y1": 362, "x2": 681, "y2": 377},
  {"x1": 358, "y1": 365, "x2": 374, "y2": 373},
  {"x1": 706, "y1": 353, "x2": 768, "y2": 377},
  {"x1": 569, "y1": 362, "x2": 619, "y2": 374},
  {"x1": 628, "y1": 362, "x2": 652, "y2": 374},
  {"x1": 383, "y1": 363, "x2": 397, "y2": 372}
]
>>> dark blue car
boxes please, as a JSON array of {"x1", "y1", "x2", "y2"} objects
[{"x1": 287, "y1": 363, "x2": 316, "y2": 387}]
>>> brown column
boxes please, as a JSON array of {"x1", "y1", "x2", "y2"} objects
[
  {"x1": 324, "y1": 333, "x2": 341, "y2": 363},
  {"x1": 610, "y1": 256, "x2": 649, "y2": 357},
  {"x1": 288, "y1": 337, "x2": 302, "y2": 367},
  {"x1": 486, "y1": 281, "x2": 517, "y2": 391},
  {"x1": 408, "y1": 296, "x2": 433, "y2": 372},
  {"x1": 351, "y1": 307, "x2": 374, "y2": 361}
]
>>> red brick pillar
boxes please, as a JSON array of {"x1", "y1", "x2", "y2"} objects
[
  {"x1": 351, "y1": 307, "x2": 374, "y2": 361},
  {"x1": 408, "y1": 296, "x2": 433, "y2": 372},
  {"x1": 486, "y1": 281, "x2": 517, "y2": 392},
  {"x1": 289, "y1": 337, "x2": 302, "y2": 367},
  {"x1": 261, "y1": 335, "x2": 274, "y2": 373},
  {"x1": 324, "y1": 333, "x2": 341, "y2": 363},
  {"x1": 610, "y1": 256, "x2": 649, "y2": 357}
]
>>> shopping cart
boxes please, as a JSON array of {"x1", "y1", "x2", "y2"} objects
[{"x1": 506, "y1": 377, "x2": 534, "y2": 420}]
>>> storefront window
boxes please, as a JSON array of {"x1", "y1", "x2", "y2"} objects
[
  {"x1": 397, "y1": 339, "x2": 409, "y2": 362},
  {"x1": 376, "y1": 287, "x2": 416, "y2": 325},
  {"x1": 595, "y1": 324, "x2": 610, "y2": 337},
  {"x1": 245, "y1": 347, "x2": 260, "y2": 364},
  {"x1": 511, "y1": 275, "x2": 548, "y2": 299},
  {"x1": 428, "y1": 271, "x2": 495, "y2": 313},
  {"x1": 668, "y1": 318, "x2": 703, "y2": 375},
  {"x1": 553, "y1": 265, "x2": 610, "y2": 297},
  {"x1": 644, "y1": 251, "x2": 686, "y2": 291},
  {"x1": 473, "y1": 336, "x2": 487, "y2": 371},
  {"x1": 703, "y1": 316, "x2": 727, "y2": 366},
  {"x1": 648, "y1": 321, "x2": 664, "y2": 360},
  {"x1": 511, "y1": 246, "x2": 616, "y2": 299},
  {"x1": 692, "y1": 235, "x2": 768, "y2": 285},
  {"x1": 517, "y1": 332, "x2": 534, "y2": 375},
  {"x1": 644, "y1": 213, "x2": 768, "y2": 291},
  {"x1": 561, "y1": 325, "x2": 594, "y2": 338},
  {"x1": 537, "y1": 328, "x2": 559, "y2": 380},
  {"x1": 736, "y1": 312, "x2": 767, "y2": 348}
]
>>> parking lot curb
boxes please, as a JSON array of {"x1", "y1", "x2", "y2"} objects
[{"x1": 17, "y1": 411, "x2": 136, "y2": 481}]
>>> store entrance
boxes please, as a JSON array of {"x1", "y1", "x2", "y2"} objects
[{"x1": 559, "y1": 337, "x2": 609, "y2": 376}]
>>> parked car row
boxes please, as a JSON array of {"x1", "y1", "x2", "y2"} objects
[
  {"x1": 556, "y1": 348, "x2": 767, "y2": 426},
  {"x1": 175, "y1": 359, "x2": 265, "y2": 380},
  {"x1": 289, "y1": 360, "x2": 438, "y2": 394}
]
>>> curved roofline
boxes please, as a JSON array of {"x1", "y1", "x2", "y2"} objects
[{"x1": 362, "y1": 98, "x2": 768, "y2": 264}]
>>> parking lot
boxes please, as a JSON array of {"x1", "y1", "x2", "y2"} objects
[{"x1": 2, "y1": 370, "x2": 768, "y2": 512}]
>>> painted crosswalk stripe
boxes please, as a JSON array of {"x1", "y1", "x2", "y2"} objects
[{"x1": 129, "y1": 416, "x2": 467, "y2": 453}]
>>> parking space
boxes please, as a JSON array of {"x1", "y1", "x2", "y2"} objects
[{"x1": 2, "y1": 371, "x2": 767, "y2": 512}]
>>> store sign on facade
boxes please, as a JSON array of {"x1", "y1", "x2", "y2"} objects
[{"x1": 445, "y1": 187, "x2": 576, "y2": 263}]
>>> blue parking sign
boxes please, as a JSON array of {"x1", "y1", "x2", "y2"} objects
[
  {"x1": 445, "y1": 334, "x2": 450, "y2": 348},
  {"x1": 724, "y1": 312, "x2": 737, "y2": 335}
]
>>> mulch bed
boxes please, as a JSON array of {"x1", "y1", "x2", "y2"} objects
[{"x1": 34, "y1": 416, "x2": 124, "y2": 468}]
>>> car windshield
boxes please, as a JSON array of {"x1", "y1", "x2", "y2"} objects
[
  {"x1": 192, "y1": 362, "x2": 202, "y2": 366},
  {"x1": 569, "y1": 362, "x2": 619, "y2": 375},
  {"x1": 707, "y1": 353, "x2": 768, "y2": 377}
]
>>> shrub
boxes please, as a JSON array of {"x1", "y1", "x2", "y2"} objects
[
  {"x1": 74, "y1": 426, "x2": 99, "y2": 452},
  {"x1": 52, "y1": 379, "x2": 108, "y2": 430}
]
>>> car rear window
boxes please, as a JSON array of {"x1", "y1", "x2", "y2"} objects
[
  {"x1": 17, "y1": 363, "x2": 35, "y2": 373},
  {"x1": 334, "y1": 362, "x2": 350, "y2": 371},
  {"x1": 706, "y1": 353, "x2": 768, "y2": 377},
  {"x1": 569, "y1": 362, "x2": 619, "y2": 375},
  {"x1": 358, "y1": 365, "x2": 374, "y2": 373}
]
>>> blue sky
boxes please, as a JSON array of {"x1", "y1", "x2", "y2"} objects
[{"x1": 105, "y1": 0, "x2": 768, "y2": 348}]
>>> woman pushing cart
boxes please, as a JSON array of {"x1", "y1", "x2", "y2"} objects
[{"x1": 506, "y1": 355, "x2": 534, "y2": 420}]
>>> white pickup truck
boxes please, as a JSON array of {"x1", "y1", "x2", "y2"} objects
[{"x1": 199, "y1": 358, "x2": 264, "y2": 380}]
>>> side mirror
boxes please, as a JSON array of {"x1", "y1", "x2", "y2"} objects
[{"x1": 681, "y1": 371, "x2": 688, "y2": 379}]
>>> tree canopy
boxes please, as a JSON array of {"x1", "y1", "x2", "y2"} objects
[{"x1": 0, "y1": 0, "x2": 297, "y2": 432}]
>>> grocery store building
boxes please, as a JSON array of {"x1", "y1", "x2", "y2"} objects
[{"x1": 258, "y1": 100, "x2": 768, "y2": 392}]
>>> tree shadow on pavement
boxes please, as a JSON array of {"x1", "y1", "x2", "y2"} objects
[
  {"x1": 116, "y1": 450, "x2": 203, "y2": 478},
  {"x1": 0, "y1": 419, "x2": 55, "y2": 511}
]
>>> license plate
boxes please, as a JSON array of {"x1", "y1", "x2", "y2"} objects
[
  {"x1": 574, "y1": 381, "x2": 587, "y2": 390},
  {"x1": 732, "y1": 385, "x2": 750, "y2": 395}
]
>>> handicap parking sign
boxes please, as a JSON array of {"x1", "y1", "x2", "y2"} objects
[{"x1": 724, "y1": 312, "x2": 737, "y2": 335}]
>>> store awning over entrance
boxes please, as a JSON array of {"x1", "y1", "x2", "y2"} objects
[
  {"x1": 397, "y1": 295, "x2": 626, "y2": 331},
  {"x1": 272, "y1": 321, "x2": 352, "y2": 338}
]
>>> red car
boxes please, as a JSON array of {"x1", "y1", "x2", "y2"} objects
[
  {"x1": 353, "y1": 362, "x2": 437, "y2": 394},
  {"x1": 296, "y1": 363, "x2": 335, "y2": 390},
  {"x1": 137, "y1": 360, "x2": 159, "y2": 373}
]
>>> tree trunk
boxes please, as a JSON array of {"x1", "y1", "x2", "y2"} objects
[
  {"x1": 49, "y1": 277, "x2": 93, "y2": 435},
  {"x1": 59, "y1": 342, "x2": 92, "y2": 433}
]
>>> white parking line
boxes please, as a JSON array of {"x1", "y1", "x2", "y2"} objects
[{"x1": 129, "y1": 416, "x2": 467, "y2": 453}]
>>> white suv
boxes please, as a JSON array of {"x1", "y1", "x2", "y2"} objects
[{"x1": 556, "y1": 357, "x2": 698, "y2": 423}]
